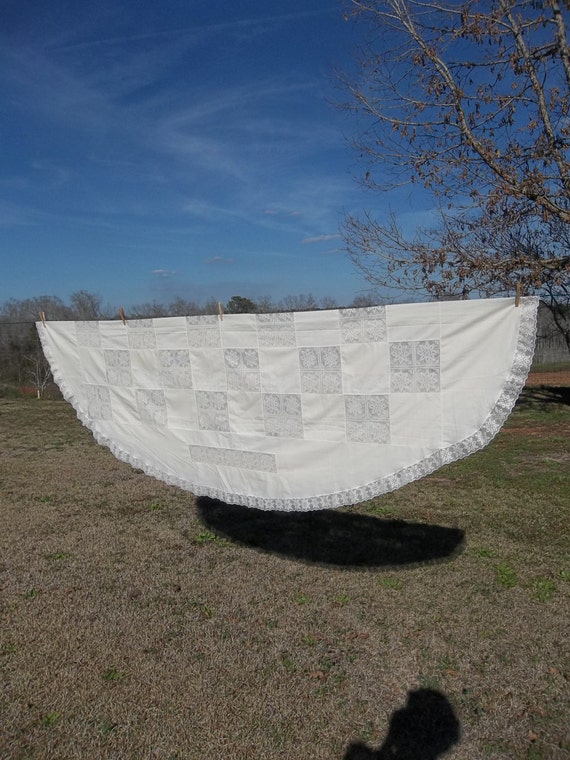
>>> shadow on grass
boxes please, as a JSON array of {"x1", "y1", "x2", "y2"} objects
[
  {"x1": 343, "y1": 688, "x2": 460, "y2": 759},
  {"x1": 519, "y1": 385, "x2": 570, "y2": 407},
  {"x1": 196, "y1": 497, "x2": 464, "y2": 569}
]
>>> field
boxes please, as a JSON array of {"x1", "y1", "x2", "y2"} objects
[
  {"x1": 527, "y1": 365, "x2": 570, "y2": 387},
  {"x1": 1, "y1": 393, "x2": 569, "y2": 759}
]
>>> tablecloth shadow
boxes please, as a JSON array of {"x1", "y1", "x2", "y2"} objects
[
  {"x1": 196, "y1": 497, "x2": 464, "y2": 568},
  {"x1": 343, "y1": 688, "x2": 460, "y2": 759},
  {"x1": 518, "y1": 385, "x2": 570, "y2": 406}
]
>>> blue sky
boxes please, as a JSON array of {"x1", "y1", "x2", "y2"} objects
[{"x1": 1, "y1": 0, "x2": 425, "y2": 311}]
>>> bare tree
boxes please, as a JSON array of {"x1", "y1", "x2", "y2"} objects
[
  {"x1": 0, "y1": 322, "x2": 52, "y2": 396},
  {"x1": 255, "y1": 295, "x2": 277, "y2": 313},
  {"x1": 320, "y1": 295, "x2": 339, "y2": 310},
  {"x1": 0, "y1": 295, "x2": 71, "y2": 322},
  {"x1": 167, "y1": 297, "x2": 202, "y2": 316},
  {"x1": 341, "y1": 0, "x2": 570, "y2": 324},
  {"x1": 0, "y1": 293, "x2": 100, "y2": 393},
  {"x1": 128, "y1": 300, "x2": 168, "y2": 319},
  {"x1": 349, "y1": 292, "x2": 379, "y2": 308},
  {"x1": 277, "y1": 293, "x2": 319, "y2": 312},
  {"x1": 69, "y1": 290, "x2": 104, "y2": 320},
  {"x1": 25, "y1": 349, "x2": 52, "y2": 398}
]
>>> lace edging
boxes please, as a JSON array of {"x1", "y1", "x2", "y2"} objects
[{"x1": 36, "y1": 297, "x2": 538, "y2": 512}]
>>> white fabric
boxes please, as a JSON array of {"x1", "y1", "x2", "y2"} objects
[{"x1": 38, "y1": 297, "x2": 538, "y2": 511}]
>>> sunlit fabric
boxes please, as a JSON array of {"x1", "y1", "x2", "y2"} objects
[{"x1": 38, "y1": 297, "x2": 537, "y2": 511}]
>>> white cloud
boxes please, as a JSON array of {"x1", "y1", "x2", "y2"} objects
[
  {"x1": 302, "y1": 233, "x2": 341, "y2": 244},
  {"x1": 263, "y1": 208, "x2": 303, "y2": 217},
  {"x1": 204, "y1": 256, "x2": 234, "y2": 264},
  {"x1": 49, "y1": 9, "x2": 332, "y2": 53},
  {"x1": 0, "y1": 201, "x2": 41, "y2": 228},
  {"x1": 152, "y1": 269, "x2": 176, "y2": 277}
]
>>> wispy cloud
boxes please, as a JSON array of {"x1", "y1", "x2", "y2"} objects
[
  {"x1": 152, "y1": 78, "x2": 328, "y2": 184},
  {"x1": 30, "y1": 159, "x2": 71, "y2": 187},
  {"x1": 1, "y1": 11, "x2": 349, "y2": 230},
  {"x1": 0, "y1": 2, "x2": 367, "y2": 307},
  {"x1": 49, "y1": 9, "x2": 333, "y2": 53},
  {"x1": 263, "y1": 208, "x2": 303, "y2": 217},
  {"x1": 152, "y1": 269, "x2": 176, "y2": 278},
  {"x1": 204, "y1": 256, "x2": 235, "y2": 265},
  {"x1": 0, "y1": 201, "x2": 41, "y2": 228},
  {"x1": 182, "y1": 199, "x2": 254, "y2": 223},
  {"x1": 302, "y1": 233, "x2": 341, "y2": 244}
]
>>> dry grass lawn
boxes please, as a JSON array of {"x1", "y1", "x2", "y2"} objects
[{"x1": 1, "y1": 391, "x2": 569, "y2": 759}]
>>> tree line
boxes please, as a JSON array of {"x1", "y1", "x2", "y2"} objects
[{"x1": 1, "y1": 286, "x2": 567, "y2": 398}]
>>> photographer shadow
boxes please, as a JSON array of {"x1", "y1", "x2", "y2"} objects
[
  {"x1": 344, "y1": 688, "x2": 460, "y2": 759},
  {"x1": 196, "y1": 497, "x2": 464, "y2": 569}
]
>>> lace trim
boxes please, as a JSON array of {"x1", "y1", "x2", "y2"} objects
[{"x1": 37, "y1": 297, "x2": 538, "y2": 512}]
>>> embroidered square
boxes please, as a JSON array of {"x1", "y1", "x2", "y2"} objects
[
  {"x1": 85, "y1": 384, "x2": 112, "y2": 420},
  {"x1": 299, "y1": 346, "x2": 342, "y2": 394},
  {"x1": 104, "y1": 349, "x2": 132, "y2": 386},
  {"x1": 158, "y1": 350, "x2": 193, "y2": 389},
  {"x1": 128, "y1": 319, "x2": 156, "y2": 349},
  {"x1": 186, "y1": 315, "x2": 222, "y2": 348},
  {"x1": 263, "y1": 393, "x2": 303, "y2": 438},
  {"x1": 196, "y1": 390, "x2": 230, "y2": 431},
  {"x1": 136, "y1": 388, "x2": 167, "y2": 426},
  {"x1": 75, "y1": 321, "x2": 101, "y2": 348},
  {"x1": 256, "y1": 313, "x2": 296, "y2": 347},
  {"x1": 390, "y1": 340, "x2": 440, "y2": 393},
  {"x1": 340, "y1": 305, "x2": 387, "y2": 344},
  {"x1": 224, "y1": 348, "x2": 260, "y2": 391},
  {"x1": 345, "y1": 394, "x2": 390, "y2": 443}
]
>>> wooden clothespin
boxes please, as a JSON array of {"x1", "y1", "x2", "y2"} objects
[
  {"x1": 217, "y1": 301, "x2": 224, "y2": 321},
  {"x1": 118, "y1": 307, "x2": 127, "y2": 325},
  {"x1": 39, "y1": 311, "x2": 46, "y2": 327},
  {"x1": 515, "y1": 282, "x2": 521, "y2": 307}
]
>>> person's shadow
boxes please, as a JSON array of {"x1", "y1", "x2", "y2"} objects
[{"x1": 343, "y1": 688, "x2": 460, "y2": 759}]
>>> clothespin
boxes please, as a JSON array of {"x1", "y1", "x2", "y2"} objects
[
  {"x1": 39, "y1": 311, "x2": 46, "y2": 327},
  {"x1": 515, "y1": 282, "x2": 521, "y2": 307},
  {"x1": 217, "y1": 301, "x2": 224, "y2": 321},
  {"x1": 118, "y1": 307, "x2": 127, "y2": 325}
]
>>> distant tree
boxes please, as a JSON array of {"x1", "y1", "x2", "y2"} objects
[
  {"x1": 0, "y1": 296, "x2": 72, "y2": 392},
  {"x1": 201, "y1": 298, "x2": 221, "y2": 315},
  {"x1": 254, "y1": 295, "x2": 277, "y2": 313},
  {"x1": 129, "y1": 300, "x2": 167, "y2": 319},
  {"x1": 350, "y1": 293, "x2": 378, "y2": 308},
  {"x1": 167, "y1": 297, "x2": 202, "y2": 316},
  {"x1": 0, "y1": 322, "x2": 51, "y2": 395},
  {"x1": 69, "y1": 290, "x2": 103, "y2": 320},
  {"x1": 341, "y1": 0, "x2": 570, "y2": 337},
  {"x1": 320, "y1": 295, "x2": 338, "y2": 310},
  {"x1": 0, "y1": 295, "x2": 71, "y2": 322},
  {"x1": 277, "y1": 293, "x2": 319, "y2": 312},
  {"x1": 25, "y1": 343, "x2": 52, "y2": 398},
  {"x1": 225, "y1": 295, "x2": 258, "y2": 314}
]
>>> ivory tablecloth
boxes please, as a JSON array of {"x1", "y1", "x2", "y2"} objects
[{"x1": 38, "y1": 296, "x2": 537, "y2": 510}]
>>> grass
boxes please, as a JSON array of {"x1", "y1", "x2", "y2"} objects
[
  {"x1": 531, "y1": 578, "x2": 557, "y2": 602},
  {"x1": 193, "y1": 530, "x2": 228, "y2": 546},
  {"x1": 530, "y1": 361, "x2": 570, "y2": 373},
  {"x1": 102, "y1": 668, "x2": 126, "y2": 683},
  {"x1": 41, "y1": 712, "x2": 61, "y2": 728},
  {"x1": 0, "y1": 393, "x2": 569, "y2": 759},
  {"x1": 495, "y1": 562, "x2": 518, "y2": 588}
]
